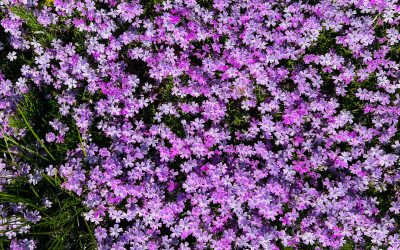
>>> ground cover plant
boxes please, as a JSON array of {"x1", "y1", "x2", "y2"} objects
[{"x1": 0, "y1": 0, "x2": 400, "y2": 249}]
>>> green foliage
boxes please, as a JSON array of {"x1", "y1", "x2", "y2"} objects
[
  {"x1": 1, "y1": 176, "x2": 96, "y2": 249},
  {"x1": 160, "y1": 77, "x2": 175, "y2": 101},
  {"x1": 308, "y1": 29, "x2": 377, "y2": 126},
  {"x1": 10, "y1": 6, "x2": 56, "y2": 46},
  {"x1": 341, "y1": 241, "x2": 355, "y2": 250},
  {"x1": 197, "y1": 0, "x2": 213, "y2": 9},
  {"x1": 226, "y1": 99, "x2": 249, "y2": 141},
  {"x1": 339, "y1": 74, "x2": 377, "y2": 126},
  {"x1": 254, "y1": 85, "x2": 268, "y2": 104},
  {"x1": 388, "y1": 42, "x2": 400, "y2": 62},
  {"x1": 163, "y1": 115, "x2": 185, "y2": 138},
  {"x1": 307, "y1": 29, "x2": 356, "y2": 64},
  {"x1": 1, "y1": 89, "x2": 95, "y2": 248},
  {"x1": 365, "y1": 184, "x2": 396, "y2": 218},
  {"x1": 280, "y1": 59, "x2": 300, "y2": 72},
  {"x1": 0, "y1": 3, "x2": 104, "y2": 237},
  {"x1": 8, "y1": 89, "x2": 77, "y2": 163},
  {"x1": 17, "y1": 102, "x2": 56, "y2": 161},
  {"x1": 140, "y1": 0, "x2": 164, "y2": 19},
  {"x1": 9, "y1": 6, "x2": 87, "y2": 54}
]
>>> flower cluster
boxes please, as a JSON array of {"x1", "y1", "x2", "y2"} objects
[{"x1": 1, "y1": 0, "x2": 400, "y2": 249}]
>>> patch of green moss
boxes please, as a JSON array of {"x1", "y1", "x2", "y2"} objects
[
  {"x1": 307, "y1": 29, "x2": 356, "y2": 63},
  {"x1": 254, "y1": 85, "x2": 268, "y2": 104},
  {"x1": 341, "y1": 241, "x2": 355, "y2": 250},
  {"x1": 198, "y1": 0, "x2": 213, "y2": 9},
  {"x1": 225, "y1": 99, "x2": 249, "y2": 142},
  {"x1": 163, "y1": 115, "x2": 185, "y2": 138}
]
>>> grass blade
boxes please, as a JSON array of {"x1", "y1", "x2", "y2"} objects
[{"x1": 16, "y1": 104, "x2": 55, "y2": 161}]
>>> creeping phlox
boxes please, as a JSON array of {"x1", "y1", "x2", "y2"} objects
[{"x1": 0, "y1": 0, "x2": 400, "y2": 249}]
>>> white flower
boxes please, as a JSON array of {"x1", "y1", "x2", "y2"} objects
[
  {"x1": 7, "y1": 52, "x2": 17, "y2": 61},
  {"x1": 110, "y1": 224, "x2": 123, "y2": 238},
  {"x1": 301, "y1": 232, "x2": 315, "y2": 245}
]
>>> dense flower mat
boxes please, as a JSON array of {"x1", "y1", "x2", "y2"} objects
[{"x1": 0, "y1": 0, "x2": 400, "y2": 249}]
